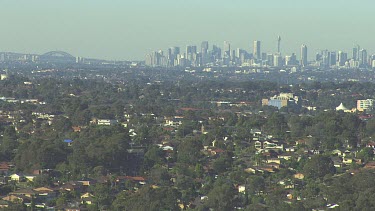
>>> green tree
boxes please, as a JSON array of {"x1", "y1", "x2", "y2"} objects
[
  {"x1": 112, "y1": 186, "x2": 179, "y2": 211},
  {"x1": 303, "y1": 155, "x2": 336, "y2": 179},
  {"x1": 91, "y1": 183, "x2": 112, "y2": 209},
  {"x1": 212, "y1": 152, "x2": 233, "y2": 174},
  {"x1": 357, "y1": 147, "x2": 374, "y2": 163},
  {"x1": 143, "y1": 146, "x2": 165, "y2": 170},
  {"x1": 264, "y1": 113, "x2": 289, "y2": 138},
  {"x1": 177, "y1": 138, "x2": 202, "y2": 165},
  {"x1": 204, "y1": 182, "x2": 236, "y2": 210}
]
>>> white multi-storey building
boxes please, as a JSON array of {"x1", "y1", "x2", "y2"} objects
[{"x1": 357, "y1": 99, "x2": 374, "y2": 112}]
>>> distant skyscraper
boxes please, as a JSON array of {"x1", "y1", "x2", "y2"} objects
[
  {"x1": 201, "y1": 41, "x2": 208, "y2": 54},
  {"x1": 267, "y1": 53, "x2": 274, "y2": 66},
  {"x1": 291, "y1": 53, "x2": 297, "y2": 65},
  {"x1": 236, "y1": 48, "x2": 241, "y2": 58},
  {"x1": 212, "y1": 45, "x2": 221, "y2": 61},
  {"x1": 273, "y1": 54, "x2": 282, "y2": 67},
  {"x1": 328, "y1": 51, "x2": 336, "y2": 67},
  {"x1": 353, "y1": 45, "x2": 360, "y2": 61},
  {"x1": 145, "y1": 50, "x2": 166, "y2": 67},
  {"x1": 191, "y1": 46, "x2": 197, "y2": 54},
  {"x1": 285, "y1": 53, "x2": 297, "y2": 66},
  {"x1": 223, "y1": 41, "x2": 231, "y2": 55},
  {"x1": 172, "y1": 47, "x2": 180, "y2": 56},
  {"x1": 201, "y1": 41, "x2": 209, "y2": 64},
  {"x1": 338, "y1": 51, "x2": 348, "y2": 66},
  {"x1": 277, "y1": 36, "x2": 281, "y2": 54},
  {"x1": 231, "y1": 50, "x2": 236, "y2": 62},
  {"x1": 253, "y1": 40, "x2": 261, "y2": 60},
  {"x1": 167, "y1": 47, "x2": 173, "y2": 67},
  {"x1": 186, "y1": 46, "x2": 192, "y2": 56},
  {"x1": 301, "y1": 44, "x2": 308, "y2": 67},
  {"x1": 261, "y1": 53, "x2": 267, "y2": 61},
  {"x1": 359, "y1": 49, "x2": 368, "y2": 66},
  {"x1": 371, "y1": 55, "x2": 375, "y2": 68},
  {"x1": 223, "y1": 41, "x2": 231, "y2": 61}
]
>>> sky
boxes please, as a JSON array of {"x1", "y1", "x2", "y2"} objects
[{"x1": 0, "y1": 0, "x2": 374, "y2": 60}]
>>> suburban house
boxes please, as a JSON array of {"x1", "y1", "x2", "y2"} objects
[
  {"x1": 9, "y1": 188, "x2": 37, "y2": 198},
  {"x1": 10, "y1": 173, "x2": 23, "y2": 182},
  {"x1": 97, "y1": 119, "x2": 118, "y2": 126},
  {"x1": 164, "y1": 116, "x2": 184, "y2": 127},
  {"x1": 263, "y1": 140, "x2": 284, "y2": 151},
  {"x1": 80, "y1": 192, "x2": 94, "y2": 205},
  {"x1": 0, "y1": 162, "x2": 13, "y2": 175},
  {"x1": 34, "y1": 187, "x2": 57, "y2": 201}
]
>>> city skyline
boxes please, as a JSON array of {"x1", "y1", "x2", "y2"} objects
[
  {"x1": 1, "y1": 0, "x2": 375, "y2": 60},
  {"x1": 144, "y1": 39, "x2": 375, "y2": 69},
  {"x1": 1, "y1": 39, "x2": 372, "y2": 63}
]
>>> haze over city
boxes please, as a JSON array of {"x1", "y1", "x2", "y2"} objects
[
  {"x1": 1, "y1": 0, "x2": 375, "y2": 60},
  {"x1": 2, "y1": 1, "x2": 375, "y2": 211}
]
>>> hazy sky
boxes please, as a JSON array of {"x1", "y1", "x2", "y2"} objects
[{"x1": 1, "y1": 0, "x2": 374, "y2": 60}]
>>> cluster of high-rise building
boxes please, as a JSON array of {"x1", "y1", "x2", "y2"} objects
[
  {"x1": 315, "y1": 45, "x2": 371, "y2": 68},
  {"x1": 145, "y1": 39, "x2": 375, "y2": 69},
  {"x1": 145, "y1": 37, "x2": 300, "y2": 68}
]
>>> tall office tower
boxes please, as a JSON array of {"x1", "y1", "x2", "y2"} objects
[
  {"x1": 171, "y1": 47, "x2": 180, "y2": 66},
  {"x1": 253, "y1": 40, "x2": 261, "y2": 60},
  {"x1": 172, "y1": 47, "x2": 180, "y2": 57},
  {"x1": 146, "y1": 51, "x2": 164, "y2": 67},
  {"x1": 327, "y1": 52, "x2": 336, "y2": 67},
  {"x1": 338, "y1": 51, "x2": 348, "y2": 66},
  {"x1": 152, "y1": 51, "x2": 158, "y2": 67},
  {"x1": 158, "y1": 50, "x2": 167, "y2": 67},
  {"x1": 352, "y1": 47, "x2": 358, "y2": 61},
  {"x1": 185, "y1": 46, "x2": 192, "y2": 65},
  {"x1": 273, "y1": 54, "x2": 282, "y2": 67},
  {"x1": 223, "y1": 41, "x2": 231, "y2": 56},
  {"x1": 285, "y1": 55, "x2": 291, "y2": 66},
  {"x1": 236, "y1": 48, "x2": 241, "y2": 58},
  {"x1": 186, "y1": 46, "x2": 192, "y2": 56},
  {"x1": 267, "y1": 54, "x2": 274, "y2": 66},
  {"x1": 167, "y1": 48, "x2": 173, "y2": 67},
  {"x1": 191, "y1": 46, "x2": 197, "y2": 54},
  {"x1": 285, "y1": 53, "x2": 297, "y2": 66},
  {"x1": 145, "y1": 54, "x2": 153, "y2": 67},
  {"x1": 369, "y1": 55, "x2": 375, "y2": 68},
  {"x1": 223, "y1": 41, "x2": 231, "y2": 65},
  {"x1": 212, "y1": 45, "x2": 221, "y2": 61},
  {"x1": 316, "y1": 52, "x2": 322, "y2": 62},
  {"x1": 231, "y1": 50, "x2": 236, "y2": 62},
  {"x1": 277, "y1": 36, "x2": 281, "y2": 54},
  {"x1": 371, "y1": 55, "x2": 375, "y2": 68},
  {"x1": 262, "y1": 53, "x2": 267, "y2": 61},
  {"x1": 291, "y1": 53, "x2": 297, "y2": 65},
  {"x1": 201, "y1": 41, "x2": 208, "y2": 54},
  {"x1": 236, "y1": 48, "x2": 241, "y2": 64},
  {"x1": 178, "y1": 54, "x2": 186, "y2": 67},
  {"x1": 201, "y1": 41, "x2": 209, "y2": 64},
  {"x1": 359, "y1": 49, "x2": 368, "y2": 66},
  {"x1": 301, "y1": 44, "x2": 308, "y2": 67},
  {"x1": 167, "y1": 48, "x2": 172, "y2": 57},
  {"x1": 196, "y1": 53, "x2": 203, "y2": 67},
  {"x1": 190, "y1": 46, "x2": 197, "y2": 66},
  {"x1": 321, "y1": 50, "x2": 329, "y2": 67},
  {"x1": 352, "y1": 44, "x2": 360, "y2": 60},
  {"x1": 240, "y1": 53, "x2": 246, "y2": 64}
]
